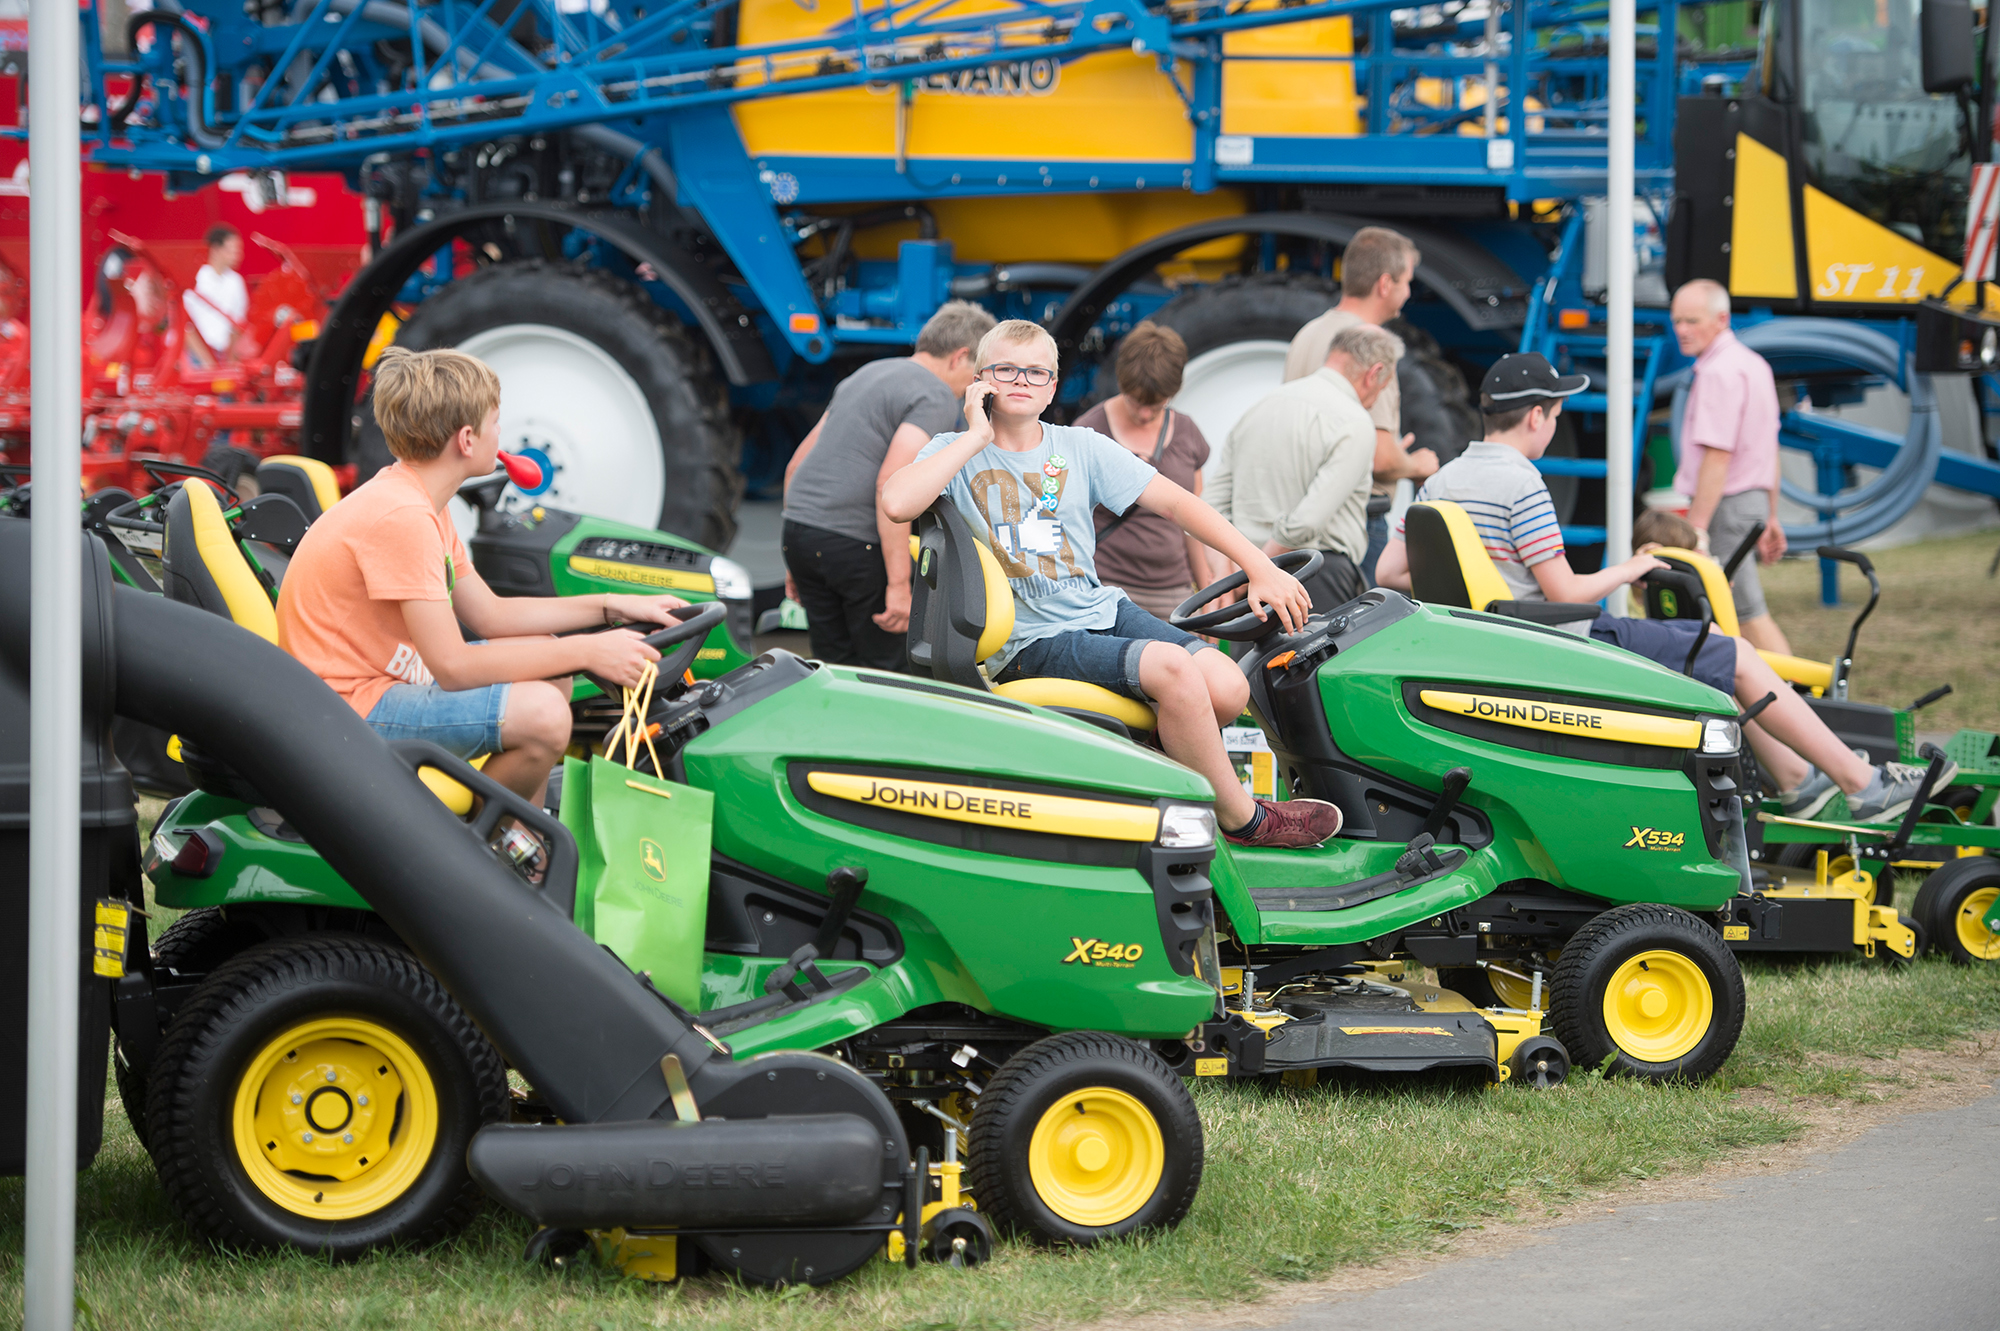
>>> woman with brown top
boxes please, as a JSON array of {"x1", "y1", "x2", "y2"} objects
[{"x1": 1074, "y1": 322, "x2": 1216, "y2": 621}]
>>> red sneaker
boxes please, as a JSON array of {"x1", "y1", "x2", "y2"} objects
[{"x1": 1223, "y1": 798, "x2": 1343, "y2": 849}]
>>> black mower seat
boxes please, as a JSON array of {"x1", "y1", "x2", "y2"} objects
[
  {"x1": 1640, "y1": 544, "x2": 1834, "y2": 694},
  {"x1": 1403, "y1": 501, "x2": 1599, "y2": 628},
  {"x1": 907, "y1": 500, "x2": 1157, "y2": 733},
  {"x1": 255, "y1": 454, "x2": 342, "y2": 523}
]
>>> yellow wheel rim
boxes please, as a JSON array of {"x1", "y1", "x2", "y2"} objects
[
  {"x1": 231, "y1": 1016, "x2": 439, "y2": 1221},
  {"x1": 1486, "y1": 968, "x2": 1539, "y2": 1011},
  {"x1": 1601, "y1": 950, "x2": 1713, "y2": 1064},
  {"x1": 1026, "y1": 1088, "x2": 1164, "y2": 1229},
  {"x1": 1953, "y1": 886, "x2": 2000, "y2": 962}
]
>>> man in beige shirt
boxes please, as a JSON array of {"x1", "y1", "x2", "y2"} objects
[
  {"x1": 1210, "y1": 324, "x2": 1403, "y2": 611},
  {"x1": 1283, "y1": 226, "x2": 1439, "y2": 581}
]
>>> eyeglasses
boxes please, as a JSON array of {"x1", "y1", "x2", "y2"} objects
[{"x1": 982, "y1": 363, "x2": 1056, "y2": 386}]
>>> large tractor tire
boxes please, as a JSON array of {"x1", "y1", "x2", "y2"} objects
[
  {"x1": 966, "y1": 1031, "x2": 1202, "y2": 1245},
  {"x1": 1549, "y1": 904, "x2": 1745, "y2": 1083},
  {"x1": 370, "y1": 260, "x2": 743, "y2": 550},
  {"x1": 145, "y1": 935, "x2": 508, "y2": 1257},
  {"x1": 1384, "y1": 317, "x2": 1482, "y2": 467},
  {"x1": 115, "y1": 906, "x2": 268, "y2": 1151},
  {"x1": 1147, "y1": 273, "x2": 1339, "y2": 448},
  {"x1": 1911, "y1": 856, "x2": 2000, "y2": 965},
  {"x1": 1147, "y1": 272, "x2": 1480, "y2": 465}
]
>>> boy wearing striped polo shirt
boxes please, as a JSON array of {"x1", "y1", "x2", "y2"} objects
[{"x1": 1375, "y1": 353, "x2": 1952, "y2": 823}]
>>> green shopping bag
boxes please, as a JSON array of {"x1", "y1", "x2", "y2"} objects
[{"x1": 559, "y1": 753, "x2": 713, "y2": 1009}]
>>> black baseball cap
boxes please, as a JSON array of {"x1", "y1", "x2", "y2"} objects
[{"x1": 1480, "y1": 352, "x2": 1589, "y2": 404}]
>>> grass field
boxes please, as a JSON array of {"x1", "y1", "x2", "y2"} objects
[
  {"x1": 1756, "y1": 527, "x2": 2000, "y2": 735},
  {"x1": 4, "y1": 533, "x2": 1997, "y2": 1329},
  {"x1": 4, "y1": 945, "x2": 1995, "y2": 1331}
]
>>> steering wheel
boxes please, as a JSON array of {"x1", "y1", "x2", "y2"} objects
[
  {"x1": 1170, "y1": 549, "x2": 1324, "y2": 642},
  {"x1": 579, "y1": 600, "x2": 728, "y2": 701}
]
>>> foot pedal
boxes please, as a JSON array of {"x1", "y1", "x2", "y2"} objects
[
  {"x1": 765, "y1": 943, "x2": 836, "y2": 1002},
  {"x1": 1395, "y1": 833, "x2": 1448, "y2": 879}
]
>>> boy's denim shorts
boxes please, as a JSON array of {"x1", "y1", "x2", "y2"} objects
[
  {"x1": 366, "y1": 680, "x2": 510, "y2": 759},
  {"x1": 1589, "y1": 613, "x2": 1738, "y2": 697},
  {"x1": 992, "y1": 597, "x2": 1212, "y2": 702}
]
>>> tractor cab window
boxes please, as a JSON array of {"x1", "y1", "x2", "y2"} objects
[{"x1": 1785, "y1": 0, "x2": 1973, "y2": 256}]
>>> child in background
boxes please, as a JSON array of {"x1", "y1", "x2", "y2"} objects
[{"x1": 1375, "y1": 353, "x2": 1953, "y2": 821}]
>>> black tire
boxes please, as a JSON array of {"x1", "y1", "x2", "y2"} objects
[
  {"x1": 1148, "y1": 271, "x2": 1342, "y2": 355},
  {"x1": 145, "y1": 935, "x2": 508, "y2": 1256},
  {"x1": 966, "y1": 1031, "x2": 1202, "y2": 1246},
  {"x1": 1911, "y1": 857, "x2": 2000, "y2": 965},
  {"x1": 1384, "y1": 317, "x2": 1481, "y2": 466},
  {"x1": 1933, "y1": 785, "x2": 1991, "y2": 825},
  {"x1": 1772, "y1": 842, "x2": 1896, "y2": 906},
  {"x1": 1507, "y1": 1035, "x2": 1571, "y2": 1089},
  {"x1": 116, "y1": 907, "x2": 268, "y2": 1150},
  {"x1": 1549, "y1": 904, "x2": 1745, "y2": 1083},
  {"x1": 383, "y1": 259, "x2": 743, "y2": 550},
  {"x1": 1145, "y1": 274, "x2": 1481, "y2": 466}
]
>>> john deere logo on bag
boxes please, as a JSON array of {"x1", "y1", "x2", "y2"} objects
[{"x1": 640, "y1": 839, "x2": 668, "y2": 882}]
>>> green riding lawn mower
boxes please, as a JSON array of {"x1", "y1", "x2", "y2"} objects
[{"x1": 1629, "y1": 531, "x2": 2000, "y2": 969}]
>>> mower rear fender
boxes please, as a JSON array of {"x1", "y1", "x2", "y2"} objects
[{"x1": 148, "y1": 792, "x2": 370, "y2": 912}]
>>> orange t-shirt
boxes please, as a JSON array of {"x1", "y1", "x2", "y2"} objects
[{"x1": 276, "y1": 462, "x2": 478, "y2": 718}]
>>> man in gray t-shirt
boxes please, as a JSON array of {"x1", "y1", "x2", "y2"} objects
[{"x1": 782, "y1": 300, "x2": 994, "y2": 670}]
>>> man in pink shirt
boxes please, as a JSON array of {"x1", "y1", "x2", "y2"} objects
[{"x1": 1671, "y1": 279, "x2": 1792, "y2": 654}]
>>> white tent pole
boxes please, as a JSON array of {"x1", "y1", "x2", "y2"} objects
[
  {"x1": 1603, "y1": 0, "x2": 1635, "y2": 609},
  {"x1": 25, "y1": 0, "x2": 85, "y2": 1322}
]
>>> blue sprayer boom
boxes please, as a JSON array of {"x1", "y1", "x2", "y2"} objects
[{"x1": 27, "y1": 0, "x2": 2000, "y2": 563}]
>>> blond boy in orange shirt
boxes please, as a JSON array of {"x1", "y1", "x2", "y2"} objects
[{"x1": 277, "y1": 347, "x2": 686, "y2": 804}]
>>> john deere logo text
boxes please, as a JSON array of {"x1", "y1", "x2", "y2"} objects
[
  {"x1": 1417, "y1": 690, "x2": 1702, "y2": 749},
  {"x1": 863, "y1": 781, "x2": 1034, "y2": 820},
  {"x1": 1456, "y1": 697, "x2": 1603, "y2": 730},
  {"x1": 1065, "y1": 938, "x2": 1144, "y2": 968},
  {"x1": 1624, "y1": 826, "x2": 1686, "y2": 852},
  {"x1": 640, "y1": 839, "x2": 668, "y2": 881},
  {"x1": 804, "y1": 771, "x2": 1162, "y2": 841}
]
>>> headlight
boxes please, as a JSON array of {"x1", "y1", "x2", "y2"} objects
[
  {"x1": 1701, "y1": 718, "x2": 1741, "y2": 754},
  {"x1": 707, "y1": 555, "x2": 753, "y2": 601},
  {"x1": 1158, "y1": 803, "x2": 1217, "y2": 849}
]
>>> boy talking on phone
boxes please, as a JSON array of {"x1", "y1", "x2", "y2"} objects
[{"x1": 882, "y1": 320, "x2": 1339, "y2": 849}]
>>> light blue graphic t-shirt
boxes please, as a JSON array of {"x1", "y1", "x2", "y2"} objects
[{"x1": 915, "y1": 422, "x2": 1157, "y2": 670}]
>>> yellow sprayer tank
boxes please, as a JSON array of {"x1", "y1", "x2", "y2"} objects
[{"x1": 730, "y1": 0, "x2": 1363, "y2": 264}]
